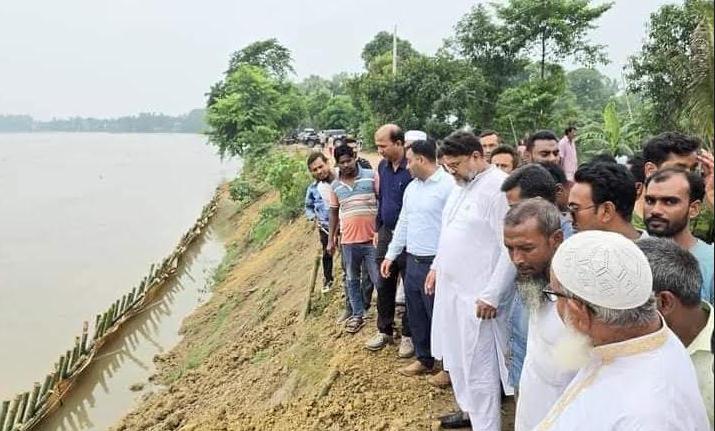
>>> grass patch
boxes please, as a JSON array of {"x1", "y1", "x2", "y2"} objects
[
  {"x1": 208, "y1": 241, "x2": 240, "y2": 288},
  {"x1": 249, "y1": 204, "x2": 282, "y2": 246},
  {"x1": 164, "y1": 299, "x2": 238, "y2": 383}
]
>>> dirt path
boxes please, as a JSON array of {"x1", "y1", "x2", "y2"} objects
[{"x1": 113, "y1": 180, "x2": 515, "y2": 431}]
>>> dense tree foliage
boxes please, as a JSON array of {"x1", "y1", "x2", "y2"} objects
[
  {"x1": 202, "y1": 0, "x2": 711, "y2": 156},
  {"x1": 625, "y1": 0, "x2": 714, "y2": 148}
]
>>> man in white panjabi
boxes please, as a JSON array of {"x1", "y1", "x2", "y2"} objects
[
  {"x1": 537, "y1": 230, "x2": 709, "y2": 430},
  {"x1": 502, "y1": 198, "x2": 577, "y2": 430},
  {"x1": 425, "y1": 131, "x2": 516, "y2": 431}
]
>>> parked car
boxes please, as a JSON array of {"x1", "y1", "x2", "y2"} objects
[
  {"x1": 298, "y1": 128, "x2": 320, "y2": 146},
  {"x1": 321, "y1": 129, "x2": 347, "y2": 146}
]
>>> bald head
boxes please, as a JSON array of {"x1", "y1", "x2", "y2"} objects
[{"x1": 375, "y1": 124, "x2": 405, "y2": 162}]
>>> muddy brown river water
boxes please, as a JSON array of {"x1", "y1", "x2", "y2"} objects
[{"x1": 0, "y1": 133, "x2": 238, "y2": 430}]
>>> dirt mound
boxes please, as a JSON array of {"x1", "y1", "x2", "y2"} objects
[{"x1": 112, "y1": 191, "x2": 513, "y2": 431}]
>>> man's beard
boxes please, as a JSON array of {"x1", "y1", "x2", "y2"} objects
[
  {"x1": 516, "y1": 275, "x2": 548, "y2": 312},
  {"x1": 645, "y1": 214, "x2": 689, "y2": 238},
  {"x1": 552, "y1": 309, "x2": 594, "y2": 372},
  {"x1": 455, "y1": 169, "x2": 479, "y2": 186}
]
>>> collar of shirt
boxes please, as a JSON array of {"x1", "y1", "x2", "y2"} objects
[
  {"x1": 593, "y1": 314, "x2": 669, "y2": 364},
  {"x1": 422, "y1": 167, "x2": 446, "y2": 184},
  {"x1": 688, "y1": 301, "x2": 714, "y2": 355},
  {"x1": 337, "y1": 166, "x2": 368, "y2": 187}
]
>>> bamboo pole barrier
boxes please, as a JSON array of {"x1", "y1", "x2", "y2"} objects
[
  {"x1": 0, "y1": 188, "x2": 224, "y2": 430},
  {"x1": 5, "y1": 395, "x2": 20, "y2": 431},
  {"x1": 24, "y1": 384, "x2": 40, "y2": 422},
  {"x1": 0, "y1": 401, "x2": 9, "y2": 431},
  {"x1": 302, "y1": 254, "x2": 322, "y2": 321}
]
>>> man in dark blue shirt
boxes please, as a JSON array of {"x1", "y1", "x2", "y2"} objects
[{"x1": 365, "y1": 124, "x2": 415, "y2": 356}]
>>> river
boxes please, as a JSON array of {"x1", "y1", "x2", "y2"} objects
[{"x1": 0, "y1": 133, "x2": 239, "y2": 429}]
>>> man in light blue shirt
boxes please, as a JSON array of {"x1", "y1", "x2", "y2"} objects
[
  {"x1": 380, "y1": 139, "x2": 455, "y2": 376},
  {"x1": 644, "y1": 168, "x2": 714, "y2": 303}
]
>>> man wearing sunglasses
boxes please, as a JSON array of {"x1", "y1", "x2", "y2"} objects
[
  {"x1": 568, "y1": 162, "x2": 646, "y2": 240},
  {"x1": 503, "y1": 198, "x2": 576, "y2": 430}
]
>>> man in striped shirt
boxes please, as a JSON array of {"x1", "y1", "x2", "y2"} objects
[{"x1": 327, "y1": 144, "x2": 380, "y2": 333}]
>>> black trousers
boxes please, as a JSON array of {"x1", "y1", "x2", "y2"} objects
[
  {"x1": 405, "y1": 254, "x2": 435, "y2": 368},
  {"x1": 375, "y1": 226, "x2": 410, "y2": 337},
  {"x1": 318, "y1": 228, "x2": 334, "y2": 285}
]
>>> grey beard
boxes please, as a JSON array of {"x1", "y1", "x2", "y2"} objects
[{"x1": 516, "y1": 275, "x2": 548, "y2": 312}]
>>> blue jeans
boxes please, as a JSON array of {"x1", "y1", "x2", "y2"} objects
[
  {"x1": 507, "y1": 292, "x2": 530, "y2": 390},
  {"x1": 404, "y1": 254, "x2": 435, "y2": 368},
  {"x1": 341, "y1": 243, "x2": 379, "y2": 317}
]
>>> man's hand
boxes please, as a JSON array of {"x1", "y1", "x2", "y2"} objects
[
  {"x1": 475, "y1": 300, "x2": 496, "y2": 320},
  {"x1": 372, "y1": 232, "x2": 379, "y2": 247},
  {"x1": 698, "y1": 150, "x2": 714, "y2": 209},
  {"x1": 380, "y1": 259, "x2": 393, "y2": 279},
  {"x1": 326, "y1": 238, "x2": 336, "y2": 256},
  {"x1": 424, "y1": 269, "x2": 436, "y2": 295}
]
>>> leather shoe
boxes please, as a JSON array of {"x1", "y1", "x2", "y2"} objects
[{"x1": 439, "y1": 411, "x2": 471, "y2": 429}]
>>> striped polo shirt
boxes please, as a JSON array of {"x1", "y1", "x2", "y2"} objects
[{"x1": 329, "y1": 167, "x2": 379, "y2": 244}]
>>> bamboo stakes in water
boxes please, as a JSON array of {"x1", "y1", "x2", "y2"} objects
[{"x1": 0, "y1": 189, "x2": 222, "y2": 430}]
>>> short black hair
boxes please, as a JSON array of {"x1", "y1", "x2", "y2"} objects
[
  {"x1": 408, "y1": 139, "x2": 437, "y2": 163},
  {"x1": 564, "y1": 126, "x2": 577, "y2": 135},
  {"x1": 644, "y1": 167, "x2": 705, "y2": 203},
  {"x1": 642, "y1": 132, "x2": 701, "y2": 166},
  {"x1": 589, "y1": 153, "x2": 617, "y2": 165},
  {"x1": 390, "y1": 127, "x2": 405, "y2": 145},
  {"x1": 526, "y1": 130, "x2": 558, "y2": 152},
  {"x1": 501, "y1": 164, "x2": 557, "y2": 203},
  {"x1": 491, "y1": 145, "x2": 519, "y2": 169},
  {"x1": 306, "y1": 151, "x2": 328, "y2": 167},
  {"x1": 479, "y1": 129, "x2": 498, "y2": 138},
  {"x1": 637, "y1": 238, "x2": 702, "y2": 307},
  {"x1": 538, "y1": 161, "x2": 567, "y2": 185},
  {"x1": 574, "y1": 162, "x2": 637, "y2": 220},
  {"x1": 333, "y1": 144, "x2": 355, "y2": 160},
  {"x1": 437, "y1": 130, "x2": 483, "y2": 158},
  {"x1": 628, "y1": 153, "x2": 646, "y2": 184}
]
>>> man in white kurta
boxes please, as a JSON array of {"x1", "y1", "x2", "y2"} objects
[
  {"x1": 429, "y1": 131, "x2": 516, "y2": 431},
  {"x1": 538, "y1": 231, "x2": 709, "y2": 430}
]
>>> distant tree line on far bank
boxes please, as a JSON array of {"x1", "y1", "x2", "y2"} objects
[{"x1": 0, "y1": 109, "x2": 206, "y2": 133}]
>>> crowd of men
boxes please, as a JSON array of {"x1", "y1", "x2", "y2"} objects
[{"x1": 304, "y1": 125, "x2": 714, "y2": 430}]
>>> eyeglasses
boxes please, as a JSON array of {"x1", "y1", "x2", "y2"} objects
[
  {"x1": 542, "y1": 289, "x2": 570, "y2": 302},
  {"x1": 442, "y1": 157, "x2": 468, "y2": 173},
  {"x1": 542, "y1": 289, "x2": 596, "y2": 313},
  {"x1": 567, "y1": 203, "x2": 597, "y2": 216}
]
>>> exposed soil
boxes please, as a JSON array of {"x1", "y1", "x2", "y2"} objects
[{"x1": 112, "y1": 183, "x2": 515, "y2": 431}]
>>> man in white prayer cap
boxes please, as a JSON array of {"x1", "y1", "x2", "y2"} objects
[
  {"x1": 536, "y1": 230, "x2": 709, "y2": 430},
  {"x1": 404, "y1": 130, "x2": 427, "y2": 147}
]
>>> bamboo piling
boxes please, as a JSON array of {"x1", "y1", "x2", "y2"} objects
[{"x1": 1, "y1": 188, "x2": 222, "y2": 430}]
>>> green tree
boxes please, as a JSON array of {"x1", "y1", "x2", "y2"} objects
[
  {"x1": 226, "y1": 38, "x2": 295, "y2": 80},
  {"x1": 681, "y1": 1, "x2": 714, "y2": 145},
  {"x1": 566, "y1": 68, "x2": 618, "y2": 114},
  {"x1": 449, "y1": 4, "x2": 528, "y2": 126},
  {"x1": 626, "y1": 1, "x2": 702, "y2": 133},
  {"x1": 496, "y1": 0, "x2": 612, "y2": 79},
  {"x1": 361, "y1": 31, "x2": 419, "y2": 70},
  {"x1": 318, "y1": 95, "x2": 359, "y2": 130},
  {"x1": 205, "y1": 65, "x2": 282, "y2": 158},
  {"x1": 578, "y1": 99, "x2": 646, "y2": 158},
  {"x1": 493, "y1": 64, "x2": 568, "y2": 138}
]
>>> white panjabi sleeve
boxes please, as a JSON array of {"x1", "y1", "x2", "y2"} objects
[{"x1": 478, "y1": 191, "x2": 516, "y2": 308}]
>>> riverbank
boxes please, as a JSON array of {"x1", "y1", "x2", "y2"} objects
[{"x1": 112, "y1": 181, "x2": 491, "y2": 430}]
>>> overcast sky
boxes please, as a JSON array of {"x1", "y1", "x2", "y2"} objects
[{"x1": 0, "y1": 0, "x2": 677, "y2": 120}]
